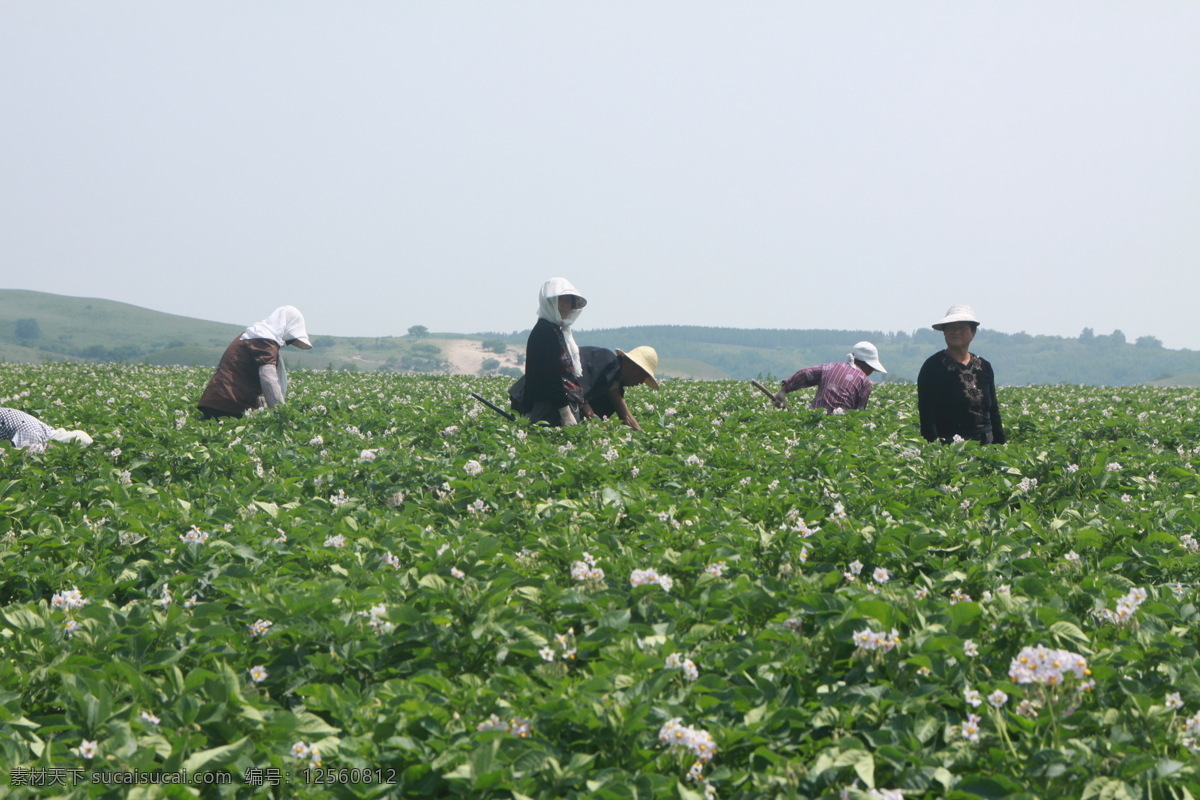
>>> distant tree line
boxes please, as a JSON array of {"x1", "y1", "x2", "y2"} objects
[{"x1": 477, "y1": 325, "x2": 1200, "y2": 385}]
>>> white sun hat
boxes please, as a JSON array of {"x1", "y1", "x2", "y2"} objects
[
  {"x1": 932, "y1": 304, "x2": 981, "y2": 331},
  {"x1": 848, "y1": 342, "x2": 886, "y2": 373}
]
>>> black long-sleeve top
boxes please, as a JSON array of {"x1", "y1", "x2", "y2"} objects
[
  {"x1": 579, "y1": 346, "x2": 623, "y2": 418},
  {"x1": 522, "y1": 317, "x2": 584, "y2": 410},
  {"x1": 917, "y1": 351, "x2": 1006, "y2": 444}
]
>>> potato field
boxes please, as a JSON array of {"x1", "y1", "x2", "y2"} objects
[{"x1": 1, "y1": 363, "x2": 1199, "y2": 800}]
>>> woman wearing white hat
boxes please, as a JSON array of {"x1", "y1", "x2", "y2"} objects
[
  {"x1": 197, "y1": 305, "x2": 313, "y2": 419},
  {"x1": 769, "y1": 341, "x2": 886, "y2": 413},
  {"x1": 578, "y1": 345, "x2": 659, "y2": 431},
  {"x1": 917, "y1": 304, "x2": 1006, "y2": 444}
]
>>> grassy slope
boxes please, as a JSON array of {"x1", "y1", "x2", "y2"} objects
[{"x1": 0, "y1": 289, "x2": 239, "y2": 351}]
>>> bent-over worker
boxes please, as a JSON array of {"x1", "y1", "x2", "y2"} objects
[
  {"x1": 579, "y1": 345, "x2": 659, "y2": 431},
  {"x1": 198, "y1": 306, "x2": 313, "y2": 419},
  {"x1": 770, "y1": 342, "x2": 886, "y2": 412},
  {"x1": 0, "y1": 407, "x2": 93, "y2": 451}
]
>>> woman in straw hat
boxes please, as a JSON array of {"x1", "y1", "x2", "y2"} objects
[
  {"x1": 198, "y1": 305, "x2": 313, "y2": 419},
  {"x1": 917, "y1": 304, "x2": 1006, "y2": 444},
  {"x1": 579, "y1": 345, "x2": 660, "y2": 431},
  {"x1": 769, "y1": 342, "x2": 886, "y2": 413}
]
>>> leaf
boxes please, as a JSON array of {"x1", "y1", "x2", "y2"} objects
[
  {"x1": 180, "y1": 736, "x2": 251, "y2": 773},
  {"x1": 912, "y1": 716, "x2": 939, "y2": 744},
  {"x1": 809, "y1": 747, "x2": 874, "y2": 788},
  {"x1": 854, "y1": 599, "x2": 894, "y2": 627},
  {"x1": 947, "y1": 601, "x2": 981, "y2": 630},
  {"x1": 955, "y1": 774, "x2": 1024, "y2": 799},
  {"x1": 743, "y1": 704, "x2": 768, "y2": 726},
  {"x1": 0, "y1": 608, "x2": 45, "y2": 632},
  {"x1": 598, "y1": 609, "x2": 631, "y2": 631},
  {"x1": 511, "y1": 747, "x2": 548, "y2": 774},
  {"x1": 1048, "y1": 621, "x2": 1090, "y2": 647},
  {"x1": 253, "y1": 500, "x2": 280, "y2": 517},
  {"x1": 419, "y1": 574, "x2": 447, "y2": 591},
  {"x1": 853, "y1": 751, "x2": 876, "y2": 788},
  {"x1": 1081, "y1": 777, "x2": 1136, "y2": 800}
]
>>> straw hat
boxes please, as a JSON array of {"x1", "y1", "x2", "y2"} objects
[
  {"x1": 616, "y1": 346, "x2": 659, "y2": 390},
  {"x1": 932, "y1": 304, "x2": 981, "y2": 331},
  {"x1": 849, "y1": 342, "x2": 886, "y2": 373}
]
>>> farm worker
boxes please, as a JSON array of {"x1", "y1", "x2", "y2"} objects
[
  {"x1": 0, "y1": 407, "x2": 92, "y2": 451},
  {"x1": 579, "y1": 345, "x2": 659, "y2": 431},
  {"x1": 917, "y1": 304, "x2": 1007, "y2": 444},
  {"x1": 197, "y1": 305, "x2": 313, "y2": 419},
  {"x1": 769, "y1": 342, "x2": 886, "y2": 412},
  {"x1": 511, "y1": 278, "x2": 587, "y2": 427}
]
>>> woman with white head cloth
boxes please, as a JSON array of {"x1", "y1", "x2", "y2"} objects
[
  {"x1": 197, "y1": 306, "x2": 313, "y2": 419},
  {"x1": 518, "y1": 278, "x2": 587, "y2": 427}
]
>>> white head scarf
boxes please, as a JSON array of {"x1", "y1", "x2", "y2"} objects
[
  {"x1": 536, "y1": 278, "x2": 586, "y2": 376},
  {"x1": 241, "y1": 306, "x2": 312, "y2": 347},
  {"x1": 240, "y1": 306, "x2": 312, "y2": 398}
]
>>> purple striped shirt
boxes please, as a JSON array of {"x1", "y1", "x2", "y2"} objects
[{"x1": 781, "y1": 361, "x2": 873, "y2": 412}]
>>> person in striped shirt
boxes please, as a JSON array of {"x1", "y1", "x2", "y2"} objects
[
  {"x1": 769, "y1": 342, "x2": 886, "y2": 413},
  {"x1": 0, "y1": 407, "x2": 93, "y2": 451}
]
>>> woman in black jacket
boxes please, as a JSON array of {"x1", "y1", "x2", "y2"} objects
[
  {"x1": 519, "y1": 278, "x2": 587, "y2": 427},
  {"x1": 917, "y1": 304, "x2": 1006, "y2": 445}
]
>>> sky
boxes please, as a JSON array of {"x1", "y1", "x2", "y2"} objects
[{"x1": 3, "y1": 2, "x2": 1199, "y2": 349}]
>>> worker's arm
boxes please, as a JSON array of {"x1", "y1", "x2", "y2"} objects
[
  {"x1": 609, "y1": 386, "x2": 641, "y2": 431},
  {"x1": 259, "y1": 364, "x2": 285, "y2": 408}
]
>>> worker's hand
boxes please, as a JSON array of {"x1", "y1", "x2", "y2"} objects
[
  {"x1": 558, "y1": 406, "x2": 577, "y2": 427},
  {"x1": 772, "y1": 389, "x2": 788, "y2": 409}
]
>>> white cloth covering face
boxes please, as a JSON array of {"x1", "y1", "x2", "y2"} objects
[
  {"x1": 240, "y1": 306, "x2": 312, "y2": 401},
  {"x1": 536, "y1": 278, "x2": 587, "y2": 377}
]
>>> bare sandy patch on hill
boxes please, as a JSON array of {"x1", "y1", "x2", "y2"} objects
[{"x1": 438, "y1": 339, "x2": 525, "y2": 376}]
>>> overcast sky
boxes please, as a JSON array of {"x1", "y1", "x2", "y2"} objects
[{"x1": 3, "y1": 2, "x2": 1198, "y2": 349}]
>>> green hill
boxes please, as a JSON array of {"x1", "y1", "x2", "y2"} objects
[
  {"x1": 0, "y1": 290, "x2": 237, "y2": 362},
  {"x1": 0, "y1": 290, "x2": 456, "y2": 374},
  {"x1": 4, "y1": 289, "x2": 1200, "y2": 385}
]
